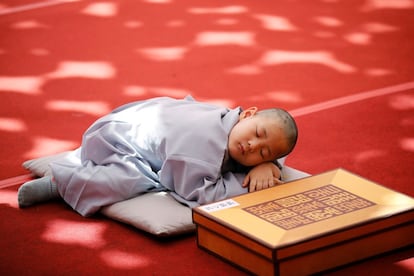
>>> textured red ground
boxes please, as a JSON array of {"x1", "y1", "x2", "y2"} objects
[{"x1": 1, "y1": 0, "x2": 413, "y2": 275}]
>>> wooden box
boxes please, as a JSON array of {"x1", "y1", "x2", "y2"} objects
[{"x1": 192, "y1": 169, "x2": 414, "y2": 275}]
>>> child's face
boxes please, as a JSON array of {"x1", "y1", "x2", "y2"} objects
[{"x1": 228, "y1": 107, "x2": 288, "y2": 167}]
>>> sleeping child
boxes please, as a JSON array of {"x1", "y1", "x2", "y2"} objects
[{"x1": 17, "y1": 96, "x2": 298, "y2": 217}]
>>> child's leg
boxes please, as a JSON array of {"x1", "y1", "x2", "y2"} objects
[{"x1": 17, "y1": 176, "x2": 60, "y2": 208}]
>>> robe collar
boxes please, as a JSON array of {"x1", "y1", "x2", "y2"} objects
[{"x1": 220, "y1": 107, "x2": 248, "y2": 173}]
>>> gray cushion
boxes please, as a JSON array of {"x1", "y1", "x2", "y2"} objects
[{"x1": 23, "y1": 151, "x2": 309, "y2": 236}]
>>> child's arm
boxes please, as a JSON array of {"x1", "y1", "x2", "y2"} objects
[{"x1": 242, "y1": 162, "x2": 283, "y2": 192}]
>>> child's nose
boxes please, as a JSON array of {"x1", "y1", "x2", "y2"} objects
[{"x1": 249, "y1": 140, "x2": 261, "y2": 152}]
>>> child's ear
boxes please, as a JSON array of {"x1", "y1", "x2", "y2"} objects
[{"x1": 240, "y1": 107, "x2": 258, "y2": 119}]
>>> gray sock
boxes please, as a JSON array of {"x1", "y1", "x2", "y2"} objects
[{"x1": 18, "y1": 176, "x2": 60, "y2": 208}]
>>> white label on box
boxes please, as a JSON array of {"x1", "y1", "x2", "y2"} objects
[{"x1": 200, "y1": 199, "x2": 240, "y2": 213}]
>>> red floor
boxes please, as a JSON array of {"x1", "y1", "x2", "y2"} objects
[{"x1": 1, "y1": 0, "x2": 413, "y2": 275}]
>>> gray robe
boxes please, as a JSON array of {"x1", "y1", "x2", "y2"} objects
[{"x1": 50, "y1": 96, "x2": 248, "y2": 216}]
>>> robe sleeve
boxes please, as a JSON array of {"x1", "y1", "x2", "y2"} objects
[{"x1": 158, "y1": 155, "x2": 248, "y2": 208}]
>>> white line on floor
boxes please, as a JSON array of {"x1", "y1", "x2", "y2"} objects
[
  {"x1": 0, "y1": 0, "x2": 77, "y2": 16},
  {"x1": 290, "y1": 81, "x2": 414, "y2": 117}
]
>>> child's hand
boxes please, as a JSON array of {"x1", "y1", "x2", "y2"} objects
[{"x1": 242, "y1": 162, "x2": 283, "y2": 192}]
